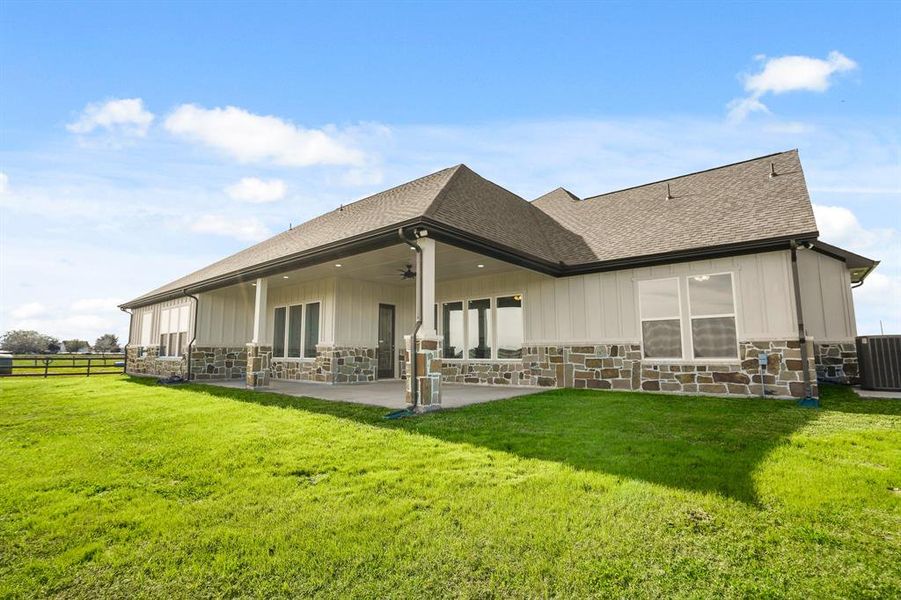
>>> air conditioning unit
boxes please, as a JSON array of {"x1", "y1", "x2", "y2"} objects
[{"x1": 856, "y1": 335, "x2": 901, "y2": 392}]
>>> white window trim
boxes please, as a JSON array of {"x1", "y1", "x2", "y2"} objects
[
  {"x1": 685, "y1": 271, "x2": 741, "y2": 361},
  {"x1": 638, "y1": 277, "x2": 684, "y2": 360},
  {"x1": 439, "y1": 292, "x2": 524, "y2": 362},
  {"x1": 272, "y1": 300, "x2": 321, "y2": 361}
]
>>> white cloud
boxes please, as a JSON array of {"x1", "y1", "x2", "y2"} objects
[
  {"x1": 224, "y1": 177, "x2": 287, "y2": 203},
  {"x1": 813, "y1": 204, "x2": 895, "y2": 250},
  {"x1": 67, "y1": 98, "x2": 155, "y2": 136},
  {"x1": 728, "y1": 51, "x2": 857, "y2": 121},
  {"x1": 10, "y1": 302, "x2": 45, "y2": 319},
  {"x1": 0, "y1": 172, "x2": 8, "y2": 195},
  {"x1": 726, "y1": 96, "x2": 770, "y2": 122},
  {"x1": 189, "y1": 214, "x2": 270, "y2": 242},
  {"x1": 164, "y1": 104, "x2": 365, "y2": 167}
]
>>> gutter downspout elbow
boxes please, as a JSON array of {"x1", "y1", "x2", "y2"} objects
[{"x1": 398, "y1": 227, "x2": 423, "y2": 410}]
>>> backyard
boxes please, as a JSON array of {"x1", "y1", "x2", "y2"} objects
[{"x1": 0, "y1": 376, "x2": 898, "y2": 598}]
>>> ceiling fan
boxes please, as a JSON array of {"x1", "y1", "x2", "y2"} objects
[{"x1": 398, "y1": 264, "x2": 416, "y2": 280}]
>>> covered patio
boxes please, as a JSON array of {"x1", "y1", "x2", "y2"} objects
[{"x1": 204, "y1": 378, "x2": 543, "y2": 410}]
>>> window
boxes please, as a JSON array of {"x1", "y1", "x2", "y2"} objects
[
  {"x1": 140, "y1": 312, "x2": 153, "y2": 346},
  {"x1": 442, "y1": 302, "x2": 464, "y2": 359},
  {"x1": 639, "y1": 278, "x2": 682, "y2": 359},
  {"x1": 688, "y1": 274, "x2": 738, "y2": 359},
  {"x1": 496, "y1": 295, "x2": 523, "y2": 359},
  {"x1": 288, "y1": 305, "x2": 302, "y2": 358},
  {"x1": 159, "y1": 305, "x2": 190, "y2": 357},
  {"x1": 304, "y1": 303, "x2": 320, "y2": 358},
  {"x1": 273, "y1": 302, "x2": 321, "y2": 359},
  {"x1": 440, "y1": 294, "x2": 524, "y2": 360},
  {"x1": 467, "y1": 299, "x2": 492, "y2": 359},
  {"x1": 273, "y1": 307, "x2": 286, "y2": 358}
]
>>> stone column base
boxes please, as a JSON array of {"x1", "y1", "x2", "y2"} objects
[
  {"x1": 404, "y1": 334, "x2": 442, "y2": 411},
  {"x1": 245, "y1": 343, "x2": 272, "y2": 388}
]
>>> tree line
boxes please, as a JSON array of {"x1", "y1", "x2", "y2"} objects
[{"x1": 0, "y1": 330, "x2": 122, "y2": 354}]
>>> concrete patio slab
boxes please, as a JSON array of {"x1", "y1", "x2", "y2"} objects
[{"x1": 203, "y1": 378, "x2": 544, "y2": 410}]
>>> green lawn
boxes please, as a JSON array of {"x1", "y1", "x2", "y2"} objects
[{"x1": 1, "y1": 377, "x2": 899, "y2": 598}]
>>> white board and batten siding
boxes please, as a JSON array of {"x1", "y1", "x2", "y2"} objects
[
  {"x1": 436, "y1": 250, "x2": 855, "y2": 346},
  {"x1": 798, "y1": 249, "x2": 857, "y2": 342},
  {"x1": 194, "y1": 286, "x2": 255, "y2": 347},
  {"x1": 333, "y1": 278, "x2": 415, "y2": 349}
]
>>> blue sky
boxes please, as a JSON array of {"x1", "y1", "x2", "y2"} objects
[{"x1": 1, "y1": 1, "x2": 899, "y2": 341}]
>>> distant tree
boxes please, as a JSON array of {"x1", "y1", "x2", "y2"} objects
[
  {"x1": 62, "y1": 339, "x2": 89, "y2": 353},
  {"x1": 93, "y1": 334, "x2": 121, "y2": 353},
  {"x1": 47, "y1": 341, "x2": 61, "y2": 354},
  {"x1": 0, "y1": 330, "x2": 59, "y2": 354}
]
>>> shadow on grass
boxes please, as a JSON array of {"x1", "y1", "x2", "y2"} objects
[{"x1": 122, "y1": 377, "x2": 892, "y2": 504}]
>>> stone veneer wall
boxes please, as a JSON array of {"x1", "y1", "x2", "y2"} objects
[
  {"x1": 126, "y1": 346, "x2": 186, "y2": 378},
  {"x1": 246, "y1": 344, "x2": 272, "y2": 387},
  {"x1": 404, "y1": 335, "x2": 442, "y2": 410},
  {"x1": 439, "y1": 340, "x2": 817, "y2": 398},
  {"x1": 271, "y1": 345, "x2": 378, "y2": 384},
  {"x1": 813, "y1": 342, "x2": 858, "y2": 385},
  {"x1": 189, "y1": 346, "x2": 247, "y2": 380}
]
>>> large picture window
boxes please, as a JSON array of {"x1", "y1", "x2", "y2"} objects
[
  {"x1": 688, "y1": 274, "x2": 738, "y2": 359},
  {"x1": 441, "y1": 294, "x2": 523, "y2": 360},
  {"x1": 639, "y1": 278, "x2": 682, "y2": 359},
  {"x1": 273, "y1": 302, "x2": 320, "y2": 359}
]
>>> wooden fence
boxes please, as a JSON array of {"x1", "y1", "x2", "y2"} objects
[{"x1": 0, "y1": 354, "x2": 126, "y2": 377}]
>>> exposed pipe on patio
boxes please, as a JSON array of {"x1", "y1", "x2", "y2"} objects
[
  {"x1": 182, "y1": 289, "x2": 200, "y2": 382},
  {"x1": 398, "y1": 227, "x2": 423, "y2": 410}
]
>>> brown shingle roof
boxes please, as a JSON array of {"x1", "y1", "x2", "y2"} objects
[
  {"x1": 124, "y1": 150, "x2": 828, "y2": 307},
  {"x1": 532, "y1": 149, "x2": 819, "y2": 263}
]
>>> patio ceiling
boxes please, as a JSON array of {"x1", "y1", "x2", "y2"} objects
[{"x1": 265, "y1": 241, "x2": 531, "y2": 289}]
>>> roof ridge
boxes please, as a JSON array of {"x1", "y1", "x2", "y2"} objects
[
  {"x1": 422, "y1": 164, "x2": 466, "y2": 219},
  {"x1": 582, "y1": 149, "x2": 796, "y2": 202}
]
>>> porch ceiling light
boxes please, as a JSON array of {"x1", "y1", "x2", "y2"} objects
[
  {"x1": 335, "y1": 263, "x2": 343, "y2": 268},
  {"x1": 477, "y1": 264, "x2": 485, "y2": 268},
  {"x1": 282, "y1": 275, "x2": 289, "y2": 279}
]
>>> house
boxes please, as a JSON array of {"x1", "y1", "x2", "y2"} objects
[{"x1": 120, "y1": 150, "x2": 878, "y2": 409}]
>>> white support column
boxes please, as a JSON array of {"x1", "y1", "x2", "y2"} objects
[
  {"x1": 251, "y1": 277, "x2": 268, "y2": 344},
  {"x1": 419, "y1": 237, "x2": 437, "y2": 337}
]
